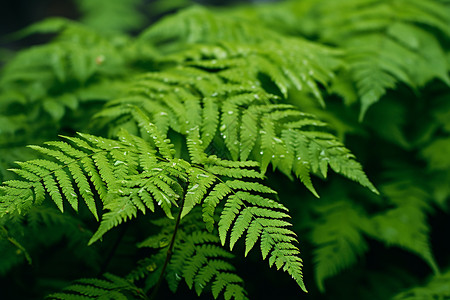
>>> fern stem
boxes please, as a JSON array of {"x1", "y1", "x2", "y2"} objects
[{"x1": 149, "y1": 195, "x2": 185, "y2": 300}]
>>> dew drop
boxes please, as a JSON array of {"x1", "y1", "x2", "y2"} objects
[
  {"x1": 114, "y1": 160, "x2": 125, "y2": 166},
  {"x1": 273, "y1": 137, "x2": 282, "y2": 143}
]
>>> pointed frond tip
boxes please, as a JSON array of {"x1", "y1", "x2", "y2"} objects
[{"x1": 195, "y1": 163, "x2": 308, "y2": 292}]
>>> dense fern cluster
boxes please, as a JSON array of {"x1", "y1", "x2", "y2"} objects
[{"x1": 1, "y1": 0, "x2": 449, "y2": 299}]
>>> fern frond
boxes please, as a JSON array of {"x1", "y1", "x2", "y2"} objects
[
  {"x1": 393, "y1": 270, "x2": 450, "y2": 300},
  {"x1": 137, "y1": 214, "x2": 249, "y2": 300},
  {"x1": 139, "y1": 5, "x2": 278, "y2": 45},
  {"x1": 46, "y1": 273, "x2": 145, "y2": 300},
  {"x1": 305, "y1": 0, "x2": 450, "y2": 118},
  {"x1": 99, "y1": 73, "x2": 377, "y2": 197},
  {"x1": 310, "y1": 201, "x2": 370, "y2": 292},
  {"x1": 0, "y1": 122, "x2": 181, "y2": 233},
  {"x1": 185, "y1": 160, "x2": 308, "y2": 292},
  {"x1": 88, "y1": 155, "x2": 195, "y2": 244},
  {"x1": 365, "y1": 179, "x2": 439, "y2": 274},
  {"x1": 76, "y1": 0, "x2": 146, "y2": 34},
  {"x1": 1, "y1": 135, "x2": 125, "y2": 219},
  {"x1": 169, "y1": 230, "x2": 248, "y2": 299},
  {"x1": 137, "y1": 4, "x2": 341, "y2": 103}
]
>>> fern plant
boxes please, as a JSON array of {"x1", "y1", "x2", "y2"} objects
[{"x1": 1, "y1": 0, "x2": 449, "y2": 299}]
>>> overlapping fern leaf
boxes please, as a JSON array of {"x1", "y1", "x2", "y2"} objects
[
  {"x1": 0, "y1": 111, "x2": 308, "y2": 292},
  {"x1": 300, "y1": 0, "x2": 450, "y2": 118},
  {"x1": 0, "y1": 113, "x2": 191, "y2": 245},
  {"x1": 138, "y1": 5, "x2": 341, "y2": 105},
  {"x1": 309, "y1": 171, "x2": 439, "y2": 292},
  {"x1": 0, "y1": 17, "x2": 141, "y2": 180},
  {"x1": 95, "y1": 65, "x2": 377, "y2": 197},
  {"x1": 135, "y1": 214, "x2": 248, "y2": 300}
]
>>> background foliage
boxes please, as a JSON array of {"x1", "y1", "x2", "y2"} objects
[{"x1": 1, "y1": 0, "x2": 449, "y2": 299}]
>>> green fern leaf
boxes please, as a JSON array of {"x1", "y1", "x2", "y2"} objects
[
  {"x1": 393, "y1": 270, "x2": 450, "y2": 300},
  {"x1": 140, "y1": 215, "x2": 248, "y2": 299},
  {"x1": 311, "y1": 201, "x2": 370, "y2": 292},
  {"x1": 201, "y1": 96, "x2": 220, "y2": 147},
  {"x1": 202, "y1": 163, "x2": 307, "y2": 292},
  {"x1": 46, "y1": 273, "x2": 143, "y2": 300},
  {"x1": 365, "y1": 179, "x2": 439, "y2": 274},
  {"x1": 182, "y1": 168, "x2": 217, "y2": 219},
  {"x1": 305, "y1": 0, "x2": 450, "y2": 118},
  {"x1": 202, "y1": 183, "x2": 233, "y2": 232},
  {"x1": 88, "y1": 196, "x2": 137, "y2": 245}
]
